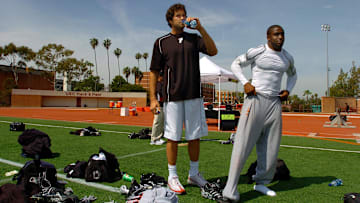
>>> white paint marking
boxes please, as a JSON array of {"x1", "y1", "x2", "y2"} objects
[
  {"x1": 283, "y1": 113, "x2": 360, "y2": 119},
  {"x1": 0, "y1": 158, "x2": 23, "y2": 168},
  {"x1": 280, "y1": 145, "x2": 360, "y2": 153},
  {"x1": 65, "y1": 109, "x2": 99, "y2": 111},
  {"x1": 0, "y1": 157, "x2": 121, "y2": 193},
  {"x1": 117, "y1": 148, "x2": 166, "y2": 159},
  {"x1": 0, "y1": 120, "x2": 130, "y2": 135},
  {"x1": 308, "y1": 133, "x2": 318, "y2": 137},
  {"x1": 0, "y1": 178, "x2": 13, "y2": 184}
]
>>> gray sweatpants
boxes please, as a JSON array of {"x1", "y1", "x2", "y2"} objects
[{"x1": 222, "y1": 94, "x2": 282, "y2": 201}]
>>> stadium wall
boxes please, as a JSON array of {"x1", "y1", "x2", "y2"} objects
[
  {"x1": 11, "y1": 89, "x2": 147, "y2": 108},
  {"x1": 321, "y1": 97, "x2": 358, "y2": 113}
]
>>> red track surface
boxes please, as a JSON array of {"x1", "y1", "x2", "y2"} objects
[{"x1": 0, "y1": 107, "x2": 359, "y2": 140}]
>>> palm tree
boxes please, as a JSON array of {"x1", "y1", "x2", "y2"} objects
[
  {"x1": 123, "y1": 66, "x2": 131, "y2": 83},
  {"x1": 142, "y1": 52, "x2": 148, "y2": 73},
  {"x1": 135, "y1": 53, "x2": 142, "y2": 71},
  {"x1": 114, "y1": 48, "x2": 122, "y2": 76},
  {"x1": 89, "y1": 38, "x2": 98, "y2": 91},
  {"x1": 103, "y1": 39, "x2": 112, "y2": 91},
  {"x1": 303, "y1": 90, "x2": 312, "y2": 103},
  {"x1": 131, "y1": 66, "x2": 140, "y2": 84},
  {"x1": 138, "y1": 71, "x2": 144, "y2": 84}
]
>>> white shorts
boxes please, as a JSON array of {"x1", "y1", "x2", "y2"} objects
[{"x1": 163, "y1": 98, "x2": 208, "y2": 141}]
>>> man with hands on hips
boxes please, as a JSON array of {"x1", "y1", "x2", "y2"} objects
[{"x1": 221, "y1": 25, "x2": 297, "y2": 203}]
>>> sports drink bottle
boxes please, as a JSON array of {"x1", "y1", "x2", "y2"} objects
[
  {"x1": 183, "y1": 19, "x2": 197, "y2": 28},
  {"x1": 122, "y1": 173, "x2": 134, "y2": 182}
]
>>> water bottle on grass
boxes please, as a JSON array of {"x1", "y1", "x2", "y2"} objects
[{"x1": 328, "y1": 179, "x2": 343, "y2": 186}]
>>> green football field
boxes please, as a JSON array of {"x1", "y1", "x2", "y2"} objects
[{"x1": 0, "y1": 116, "x2": 359, "y2": 202}]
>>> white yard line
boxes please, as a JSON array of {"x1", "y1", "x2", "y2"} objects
[
  {"x1": 0, "y1": 157, "x2": 121, "y2": 193},
  {"x1": 0, "y1": 178, "x2": 13, "y2": 184},
  {"x1": 116, "y1": 148, "x2": 166, "y2": 159},
  {"x1": 283, "y1": 113, "x2": 360, "y2": 119},
  {"x1": 280, "y1": 145, "x2": 360, "y2": 153},
  {"x1": 0, "y1": 143, "x2": 359, "y2": 193},
  {"x1": 0, "y1": 120, "x2": 130, "y2": 134},
  {"x1": 65, "y1": 109, "x2": 99, "y2": 111}
]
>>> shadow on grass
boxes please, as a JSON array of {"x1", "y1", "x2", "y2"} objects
[{"x1": 207, "y1": 175, "x2": 336, "y2": 202}]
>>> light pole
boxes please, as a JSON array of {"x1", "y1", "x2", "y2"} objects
[{"x1": 321, "y1": 24, "x2": 330, "y2": 97}]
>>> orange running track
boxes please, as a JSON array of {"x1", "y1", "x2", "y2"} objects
[{"x1": 0, "y1": 107, "x2": 359, "y2": 140}]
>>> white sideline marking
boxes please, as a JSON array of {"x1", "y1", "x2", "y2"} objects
[
  {"x1": 0, "y1": 120, "x2": 130, "y2": 135},
  {"x1": 117, "y1": 148, "x2": 166, "y2": 159},
  {"x1": 65, "y1": 109, "x2": 99, "y2": 111},
  {"x1": 56, "y1": 174, "x2": 121, "y2": 193},
  {"x1": 280, "y1": 145, "x2": 360, "y2": 153},
  {"x1": 283, "y1": 113, "x2": 360, "y2": 119},
  {"x1": 0, "y1": 157, "x2": 121, "y2": 193},
  {"x1": 1, "y1": 143, "x2": 360, "y2": 193},
  {"x1": 0, "y1": 178, "x2": 13, "y2": 184},
  {"x1": 0, "y1": 158, "x2": 23, "y2": 167}
]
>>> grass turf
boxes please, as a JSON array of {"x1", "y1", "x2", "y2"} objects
[{"x1": 0, "y1": 116, "x2": 359, "y2": 202}]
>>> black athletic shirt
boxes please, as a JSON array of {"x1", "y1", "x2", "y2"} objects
[{"x1": 150, "y1": 32, "x2": 208, "y2": 102}]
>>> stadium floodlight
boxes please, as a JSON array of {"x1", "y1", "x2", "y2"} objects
[{"x1": 321, "y1": 24, "x2": 331, "y2": 97}]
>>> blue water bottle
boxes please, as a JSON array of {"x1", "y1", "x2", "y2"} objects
[
  {"x1": 183, "y1": 19, "x2": 197, "y2": 28},
  {"x1": 328, "y1": 178, "x2": 343, "y2": 186}
]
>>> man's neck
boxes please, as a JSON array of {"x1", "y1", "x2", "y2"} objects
[{"x1": 171, "y1": 27, "x2": 184, "y2": 35}]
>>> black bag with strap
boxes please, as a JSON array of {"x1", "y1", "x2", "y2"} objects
[
  {"x1": 244, "y1": 158, "x2": 290, "y2": 184},
  {"x1": 85, "y1": 148, "x2": 122, "y2": 182},
  {"x1": 10, "y1": 122, "x2": 25, "y2": 131},
  {"x1": 64, "y1": 161, "x2": 88, "y2": 178},
  {"x1": 15, "y1": 159, "x2": 60, "y2": 200},
  {"x1": 70, "y1": 126, "x2": 101, "y2": 136}
]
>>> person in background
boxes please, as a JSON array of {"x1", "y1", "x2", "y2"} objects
[
  {"x1": 345, "y1": 103, "x2": 350, "y2": 114},
  {"x1": 150, "y1": 71, "x2": 166, "y2": 145}
]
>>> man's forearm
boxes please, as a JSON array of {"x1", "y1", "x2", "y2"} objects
[
  {"x1": 198, "y1": 26, "x2": 217, "y2": 56},
  {"x1": 149, "y1": 71, "x2": 159, "y2": 101}
]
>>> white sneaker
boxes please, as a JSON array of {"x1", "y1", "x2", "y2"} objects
[
  {"x1": 187, "y1": 173, "x2": 208, "y2": 187},
  {"x1": 150, "y1": 139, "x2": 166, "y2": 145},
  {"x1": 168, "y1": 176, "x2": 186, "y2": 194},
  {"x1": 254, "y1": 184, "x2": 276, "y2": 196}
]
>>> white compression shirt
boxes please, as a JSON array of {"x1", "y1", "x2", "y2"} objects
[{"x1": 231, "y1": 44, "x2": 297, "y2": 96}]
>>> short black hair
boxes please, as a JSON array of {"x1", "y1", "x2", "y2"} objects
[
  {"x1": 267, "y1": 25, "x2": 284, "y2": 35},
  {"x1": 166, "y1": 3, "x2": 186, "y2": 28}
]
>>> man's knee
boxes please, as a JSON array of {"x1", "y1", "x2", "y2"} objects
[{"x1": 167, "y1": 139, "x2": 178, "y2": 144}]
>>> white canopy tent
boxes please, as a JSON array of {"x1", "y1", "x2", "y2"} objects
[{"x1": 199, "y1": 56, "x2": 238, "y2": 130}]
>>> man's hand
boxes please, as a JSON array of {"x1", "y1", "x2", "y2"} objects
[
  {"x1": 244, "y1": 83, "x2": 256, "y2": 96},
  {"x1": 279, "y1": 90, "x2": 289, "y2": 101},
  {"x1": 185, "y1": 17, "x2": 200, "y2": 30},
  {"x1": 150, "y1": 100, "x2": 160, "y2": 114}
]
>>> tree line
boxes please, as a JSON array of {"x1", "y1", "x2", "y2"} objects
[
  {"x1": 89, "y1": 38, "x2": 149, "y2": 91},
  {"x1": 0, "y1": 40, "x2": 150, "y2": 92}
]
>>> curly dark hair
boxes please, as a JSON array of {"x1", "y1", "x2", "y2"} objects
[{"x1": 166, "y1": 3, "x2": 186, "y2": 28}]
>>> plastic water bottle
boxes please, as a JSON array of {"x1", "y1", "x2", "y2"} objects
[
  {"x1": 328, "y1": 179, "x2": 343, "y2": 186},
  {"x1": 119, "y1": 185, "x2": 129, "y2": 194},
  {"x1": 183, "y1": 19, "x2": 197, "y2": 28}
]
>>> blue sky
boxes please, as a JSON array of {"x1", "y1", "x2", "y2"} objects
[{"x1": 1, "y1": 0, "x2": 359, "y2": 97}]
